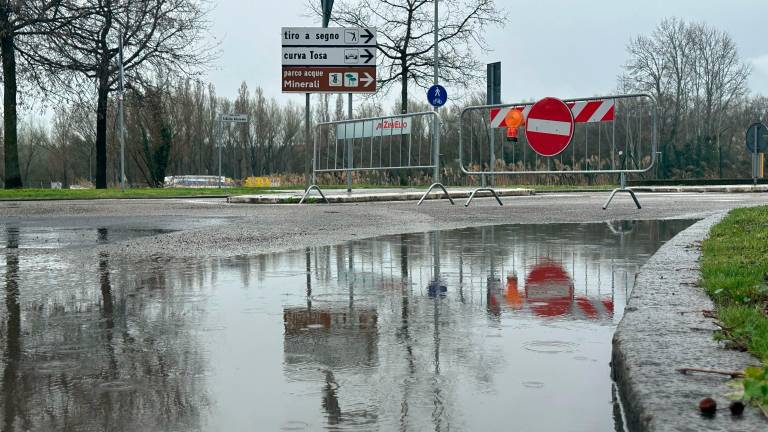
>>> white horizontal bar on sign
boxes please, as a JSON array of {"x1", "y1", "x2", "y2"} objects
[
  {"x1": 336, "y1": 117, "x2": 412, "y2": 139},
  {"x1": 526, "y1": 118, "x2": 571, "y2": 136},
  {"x1": 282, "y1": 47, "x2": 376, "y2": 66},
  {"x1": 282, "y1": 27, "x2": 377, "y2": 47}
]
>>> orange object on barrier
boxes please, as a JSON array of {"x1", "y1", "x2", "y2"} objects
[{"x1": 504, "y1": 109, "x2": 524, "y2": 141}]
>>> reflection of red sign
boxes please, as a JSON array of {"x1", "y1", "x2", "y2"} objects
[
  {"x1": 524, "y1": 260, "x2": 614, "y2": 319},
  {"x1": 525, "y1": 260, "x2": 574, "y2": 317}
]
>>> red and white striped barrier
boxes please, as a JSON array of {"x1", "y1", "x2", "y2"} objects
[{"x1": 490, "y1": 99, "x2": 615, "y2": 128}]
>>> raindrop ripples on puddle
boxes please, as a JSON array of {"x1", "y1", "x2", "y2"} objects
[{"x1": 0, "y1": 220, "x2": 693, "y2": 431}]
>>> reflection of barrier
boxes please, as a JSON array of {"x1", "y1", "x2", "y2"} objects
[
  {"x1": 460, "y1": 93, "x2": 657, "y2": 208},
  {"x1": 300, "y1": 111, "x2": 453, "y2": 205}
]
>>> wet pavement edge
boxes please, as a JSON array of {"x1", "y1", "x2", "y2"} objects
[{"x1": 612, "y1": 212, "x2": 767, "y2": 431}]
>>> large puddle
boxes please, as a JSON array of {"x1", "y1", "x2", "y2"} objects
[{"x1": 0, "y1": 220, "x2": 693, "y2": 431}]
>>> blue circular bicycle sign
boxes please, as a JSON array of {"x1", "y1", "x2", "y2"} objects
[{"x1": 427, "y1": 84, "x2": 447, "y2": 107}]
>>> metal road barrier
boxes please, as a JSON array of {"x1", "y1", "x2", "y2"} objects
[
  {"x1": 459, "y1": 93, "x2": 657, "y2": 208},
  {"x1": 300, "y1": 111, "x2": 453, "y2": 204}
]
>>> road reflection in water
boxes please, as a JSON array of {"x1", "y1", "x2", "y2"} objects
[{"x1": 0, "y1": 220, "x2": 692, "y2": 431}]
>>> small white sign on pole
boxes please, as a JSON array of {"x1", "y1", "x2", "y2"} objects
[
  {"x1": 221, "y1": 114, "x2": 248, "y2": 123},
  {"x1": 336, "y1": 117, "x2": 412, "y2": 139}
]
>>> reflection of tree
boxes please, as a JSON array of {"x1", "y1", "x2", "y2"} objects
[
  {"x1": 1, "y1": 228, "x2": 210, "y2": 431},
  {"x1": 3, "y1": 227, "x2": 21, "y2": 431},
  {"x1": 322, "y1": 370, "x2": 342, "y2": 425}
]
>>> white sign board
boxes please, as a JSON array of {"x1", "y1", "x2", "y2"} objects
[
  {"x1": 282, "y1": 46, "x2": 375, "y2": 66},
  {"x1": 221, "y1": 114, "x2": 248, "y2": 123},
  {"x1": 336, "y1": 117, "x2": 412, "y2": 140},
  {"x1": 282, "y1": 27, "x2": 376, "y2": 47}
]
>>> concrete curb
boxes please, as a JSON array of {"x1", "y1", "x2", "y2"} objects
[
  {"x1": 612, "y1": 213, "x2": 766, "y2": 431},
  {"x1": 227, "y1": 187, "x2": 535, "y2": 204}
]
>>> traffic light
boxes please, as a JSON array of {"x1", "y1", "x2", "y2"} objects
[{"x1": 504, "y1": 109, "x2": 524, "y2": 142}]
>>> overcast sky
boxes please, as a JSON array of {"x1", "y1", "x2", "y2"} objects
[{"x1": 204, "y1": 0, "x2": 768, "y2": 106}]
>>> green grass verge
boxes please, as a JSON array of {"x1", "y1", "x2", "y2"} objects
[
  {"x1": 701, "y1": 206, "x2": 768, "y2": 361},
  {"x1": 0, "y1": 187, "x2": 285, "y2": 200},
  {"x1": 0, "y1": 183, "x2": 615, "y2": 201}
]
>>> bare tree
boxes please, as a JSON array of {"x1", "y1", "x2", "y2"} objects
[
  {"x1": 27, "y1": 0, "x2": 214, "y2": 188},
  {"x1": 622, "y1": 18, "x2": 751, "y2": 179},
  {"x1": 0, "y1": 1, "x2": 85, "y2": 188},
  {"x1": 309, "y1": 0, "x2": 505, "y2": 113},
  {"x1": 688, "y1": 22, "x2": 750, "y2": 139}
]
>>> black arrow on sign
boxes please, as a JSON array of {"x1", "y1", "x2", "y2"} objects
[
  {"x1": 361, "y1": 48, "x2": 374, "y2": 64},
  {"x1": 362, "y1": 28, "x2": 374, "y2": 44}
]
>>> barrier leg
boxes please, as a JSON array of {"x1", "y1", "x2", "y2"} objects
[
  {"x1": 465, "y1": 188, "x2": 503, "y2": 207},
  {"x1": 603, "y1": 188, "x2": 642, "y2": 210},
  {"x1": 602, "y1": 189, "x2": 619, "y2": 210},
  {"x1": 299, "y1": 185, "x2": 329, "y2": 204},
  {"x1": 417, "y1": 183, "x2": 455, "y2": 206},
  {"x1": 603, "y1": 172, "x2": 641, "y2": 210}
]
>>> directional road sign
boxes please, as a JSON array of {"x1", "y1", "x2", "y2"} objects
[
  {"x1": 282, "y1": 27, "x2": 377, "y2": 94},
  {"x1": 524, "y1": 97, "x2": 574, "y2": 157},
  {"x1": 427, "y1": 84, "x2": 447, "y2": 107},
  {"x1": 746, "y1": 122, "x2": 768, "y2": 153}
]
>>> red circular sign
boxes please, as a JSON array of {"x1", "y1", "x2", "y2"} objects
[{"x1": 524, "y1": 97, "x2": 574, "y2": 157}]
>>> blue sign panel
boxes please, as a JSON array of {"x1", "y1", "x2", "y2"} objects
[{"x1": 427, "y1": 84, "x2": 447, "y2": 107}]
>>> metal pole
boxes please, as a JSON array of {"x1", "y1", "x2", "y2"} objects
[
  {"x1": 432, "y1": 0, "x2": 440, "y2": 183},
  {"x1": 118, "y1": 33, "x2": 126, "y2": 190},
  {"x1": 488, "y1": 129, "x2": 494, "y2": 187},
  {"x1": 754, "y1": 128, "x2": 759, "y2": 186},
  {"x1": 347, "y1": 93, "x2": 353, "y2": 192},
  {"x1": 218, "y1": 116, "x2": 222, "y2": 189},
  {"x1": 305, "y1": 93, "x2": 311, "y2": 189}
]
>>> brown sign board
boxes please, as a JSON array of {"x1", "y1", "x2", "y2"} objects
[{"x1": 282, "y1": 66, "x2": 376, "y2": 93}]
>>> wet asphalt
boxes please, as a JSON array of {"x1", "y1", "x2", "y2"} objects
[{"x1": 0, "y1": 191, "x2": 766, "y2": 259}]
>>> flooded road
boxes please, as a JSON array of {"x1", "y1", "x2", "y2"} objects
[{"x1": 0, "y1": 220, "x2": 692, "y2": 431}]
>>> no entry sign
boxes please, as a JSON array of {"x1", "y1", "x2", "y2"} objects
[{"x1": 524, "y1": 97, "x2": 574, "y2": 157}]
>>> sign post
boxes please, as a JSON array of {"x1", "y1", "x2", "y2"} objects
[
  {"x1": 486, "y1": 62, "x2": 501, "y2": 188},
  {"x1": 218, "y1": 114, "x2": 249, "y2": 188},
  {"x1": 746, "y1": 122, "x2": 767, "y2": 185}
]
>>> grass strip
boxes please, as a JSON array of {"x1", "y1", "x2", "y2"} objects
[
  {"x1": 0, "y1": 187, "x2": 284, "y2": 200},
  {"x1": 701, "y1": 206, "x2": 768, "y2": 360}
]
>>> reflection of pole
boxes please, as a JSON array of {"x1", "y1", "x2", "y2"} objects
[
  {"x1": 99, "y1": 251, "x2": 118, "y2": 377},
  {"x1": 305, "y1": 248, "x2": 312, "y2": 310},
  {"x1": 348, "y1": 245, "x2": 354, "y2": 308},
  {"x1": 3, "y1": 228, "x2": 21, "y2": 432},
  {"x1": 432, "y1": 231, "x2": 440, "y2": 280}
]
